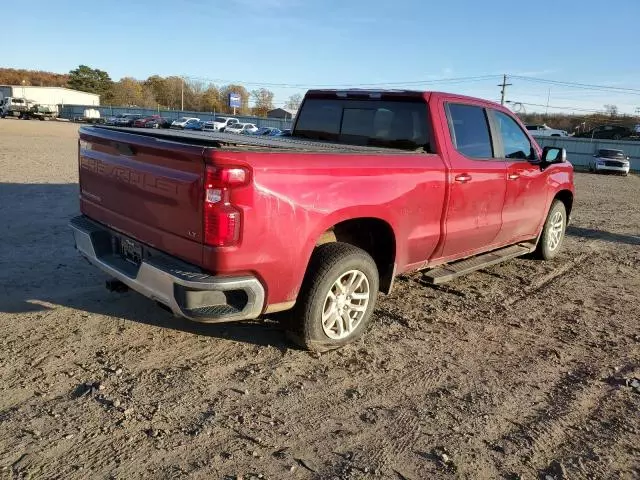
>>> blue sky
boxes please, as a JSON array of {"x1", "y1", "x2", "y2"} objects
[{"x1": 2, "y1": 0, "x2": 640, "y2": 114}]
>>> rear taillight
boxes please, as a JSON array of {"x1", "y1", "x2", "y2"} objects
[{"x1": 203, "y1": 166, "x2": 249, "y2": 247}]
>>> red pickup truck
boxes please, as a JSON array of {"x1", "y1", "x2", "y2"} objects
[{"x1": 70, "y1": 89, "x2": 574, "y2": 351}]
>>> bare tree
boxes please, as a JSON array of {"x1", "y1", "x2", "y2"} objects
[
  {"x1": 285, "y1": 93, "x2": 302, "y2": 111},
  {"x1": 251, "y1": 88, "x2": 275, "y2": 117},
  {"x1": 604, "y1": 104, "x2": 618, "y2": 117}
]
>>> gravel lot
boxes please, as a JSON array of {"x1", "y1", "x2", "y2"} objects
[{"x1": 1, "y1": 119, "x2": 639, "y2": 480}]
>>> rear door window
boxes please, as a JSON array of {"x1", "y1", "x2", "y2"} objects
[
  {"x1": 492, "y1": 110, "x2": 534, "y2": 160},
  {"x1": 447, "y1": 104, "x2": 493, "y2": 159}
]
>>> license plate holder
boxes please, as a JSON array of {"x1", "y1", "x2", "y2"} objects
[{"x1": 119, "y1": 237, "x2": 143, "y2": 265}]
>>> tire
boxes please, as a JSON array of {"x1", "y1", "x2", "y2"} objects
[
  {"x1": 535, "y1": 200, "x2": 567, "y2": 260},
  {"x1": 613, "y1": 134, "x2": 622, "y2": 140},
  {"x1": 285, "y1": 242, "x2": 379, "y2": 352}
]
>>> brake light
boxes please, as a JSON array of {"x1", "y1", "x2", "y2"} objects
[
  {"x1": 203, "y1": 166, "x2": 248, "y2": 247},
  {"x1": 205, "y1": 167, "x2": 247, "y2": 187}
]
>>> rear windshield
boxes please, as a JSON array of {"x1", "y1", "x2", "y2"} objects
[
  {"x1": 214, "y1": 117, "x2": 228, "y2": 122},
  {"x1": 598, "y1": 149, "x2": 625, "y2": 158},
  {"x1": 294, "y1": 98, "x2": 432, "y2": 152}
]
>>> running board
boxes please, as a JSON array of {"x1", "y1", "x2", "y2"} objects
[{"x1": 423, "y1": 244, "x2": 535, "y2": 285}]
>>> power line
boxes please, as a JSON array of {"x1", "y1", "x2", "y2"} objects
[
  {"x1": 181, "y1": 74, "x2": 503, "y2": 90},
  {"x1": 511, "y1": 75, "x2": 640, "y2": 96},
  {"x1": 507, "y1": 101, "x2": 607, "y2": 113}
]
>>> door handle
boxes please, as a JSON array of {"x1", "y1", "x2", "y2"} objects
[
  {"x1": 454, "y1": 174, "x2": 472, "y2": 183},
  {"x1": 508, "y1": 173, "x2": 520, "y2": 180}
]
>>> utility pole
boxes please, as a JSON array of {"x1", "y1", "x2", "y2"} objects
[
  {"x1": 498, "y1": 74, "x2": 512, "y2": 106},
  {"x1": 545, "y1": 88, "x2": 551, "y2": 118}
]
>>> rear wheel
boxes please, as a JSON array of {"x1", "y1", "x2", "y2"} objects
[
  {"x1": 535, "y1": 200, "x2": 567, "y2": 260},
  {"x1": 285, "y1": 243, "x2": 379, "y2": 352}
]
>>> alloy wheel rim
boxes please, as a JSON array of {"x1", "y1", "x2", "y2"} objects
[
  {"x1": 547, "y1": 211, "x2": 564, "y2": 251},
  {"x1": 321, "y1": 270, "x2": 370, "y2": 340}
]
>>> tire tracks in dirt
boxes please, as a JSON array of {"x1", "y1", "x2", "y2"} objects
[
  {"x1": 494, "y1": 365, "x2": 634, "y2": 478},
  {"x1": 502, "y1": 251, "x2": 592, "y2": 308}
]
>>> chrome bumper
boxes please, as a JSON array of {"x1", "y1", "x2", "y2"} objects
[
  {"x1": 69, "y1": 216, "x2": 265, "y2": 323},
  {"x1": 595, "y1": 164, "x2": 630, "y2": 174}
]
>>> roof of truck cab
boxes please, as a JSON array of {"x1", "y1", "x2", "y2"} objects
[
  {"x1": 305, "y1": 89, "x2": 429, "y2": 99},
  {"x1": 303, "y1": 89, "x2": 507, "y2": 109}
]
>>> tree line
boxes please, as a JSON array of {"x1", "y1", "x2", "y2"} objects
[
  {"x1": 516, "y1": 110, "x2": 638, "y2": 134},
  {"x1": 0, "y1": 65, "x2": 303, "y2": 116},
  {"x1": 3, "y1": 66, "x2": 637, "y2": 127}
]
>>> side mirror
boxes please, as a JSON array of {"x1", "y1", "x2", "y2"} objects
[{"x1": 542, "y1": 146, "x2": 567, "y2": 165}]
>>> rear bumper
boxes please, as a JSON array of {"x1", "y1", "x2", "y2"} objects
[{"x1": 69, "y1": 216, "x2": 265, "y2": 323}]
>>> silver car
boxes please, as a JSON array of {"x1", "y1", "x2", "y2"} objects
[{"x1": 589, "y1": 149, "x2": 631, "y2": 176}]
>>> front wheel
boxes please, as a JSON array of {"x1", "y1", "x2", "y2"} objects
[
  {"x1": 535, "y1": 200, "x2": 567, "y2": 260},
  {"x1": 286, "y1": 243, "x2": 379, "y2": 352}
]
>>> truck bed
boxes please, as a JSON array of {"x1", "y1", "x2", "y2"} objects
[{"x1": 93, "y1": 126, "x2": 421, "y2": 154}]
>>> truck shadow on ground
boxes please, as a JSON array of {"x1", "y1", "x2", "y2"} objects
[
  {"x1": 0, "y1": 182, "x2": 290, "y2": 350},
  {"x1": 3, "y1": 284, "x2": 290, "y2": 351},
  {"x1": 566, "y1": 226, "x2": 640, "y2": 246}
]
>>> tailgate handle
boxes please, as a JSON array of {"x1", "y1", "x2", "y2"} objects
[{"x1": 112, "y1": 141, "x2": 135, "y2": 156}]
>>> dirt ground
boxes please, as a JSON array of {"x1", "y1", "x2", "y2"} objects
[{"x1": 0, "y1": 119, "x2": 639, "y2": 480}]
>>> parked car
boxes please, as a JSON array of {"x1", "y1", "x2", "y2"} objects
[
  {"x1": 526, "y1": 124, "x2": 568, "y2": 137},
  {"x1": 575, "y1": 125, "x2": 631, "y2": 140},
  {"x1": 71, "y1": 88, "x2": 574, "y2": 351},
  {"x1": 250, "y1": 127, "x2": 282, "y2": 136},
  {"x1": 133, "y1": 115, "x2": 163, "y2": 128},
  {"x1": 203, "y1": 116, "x2": 239, "y2": 132},
  {"x1": 251, "y1": 127, "x2": 272, "y2": 135},
  {"x1": 183, "y1": 120, "x2": 204, "y2": 131},
  {"x1": 145, "y1": 117, "x2": 172, "y2": 129},
  {"x1": 105, "y1": 114, "x2": 126, "y2": 125},
  {"x1": 275, "y1": 129, "x2": 291, "y2": 137},
  {"x1": 588, "y1": 149, "x2": 631, "y2": 175},
  {"x1": 171, "y1": 117, "x2": 201, "y2": 129},
  {"x1": 116, "y1": 114, "x2": 144, "y2": 127},
  {"x1": 226, "y1": 123, "x2": 258, "y2": 134}
]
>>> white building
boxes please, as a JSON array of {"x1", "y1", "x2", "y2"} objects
[{"x1": 0, "y1": 85, "x2": 100, "y2": 106}]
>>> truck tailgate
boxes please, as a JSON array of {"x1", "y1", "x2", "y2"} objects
[{"x1": 78, "y1": 127, "x2": 205, "y2": 265}]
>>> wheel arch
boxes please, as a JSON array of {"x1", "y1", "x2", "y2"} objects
[
  {"x1": 554, "y1": 189, "x2": 574, "y2": 219},
  {"x1": 307, "y1": 216, "x2": 398, "y2": 295}
]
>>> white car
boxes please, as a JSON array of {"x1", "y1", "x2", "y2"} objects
[
  {"x1": 225, "y1": 123, "x2": 258, "y2": 135},
  {"x1": 203, "y1": 116, "x2": 239, "y2": 132},
  {"x1": 171, "y1": 117, "x2": 200, "y2": 129},
  {"x1": 526, "y1": 124, "x2": 568, "y2": 137},
  {"x1": 589, "y1": 149, "x2": 631, "y2": 176}
]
